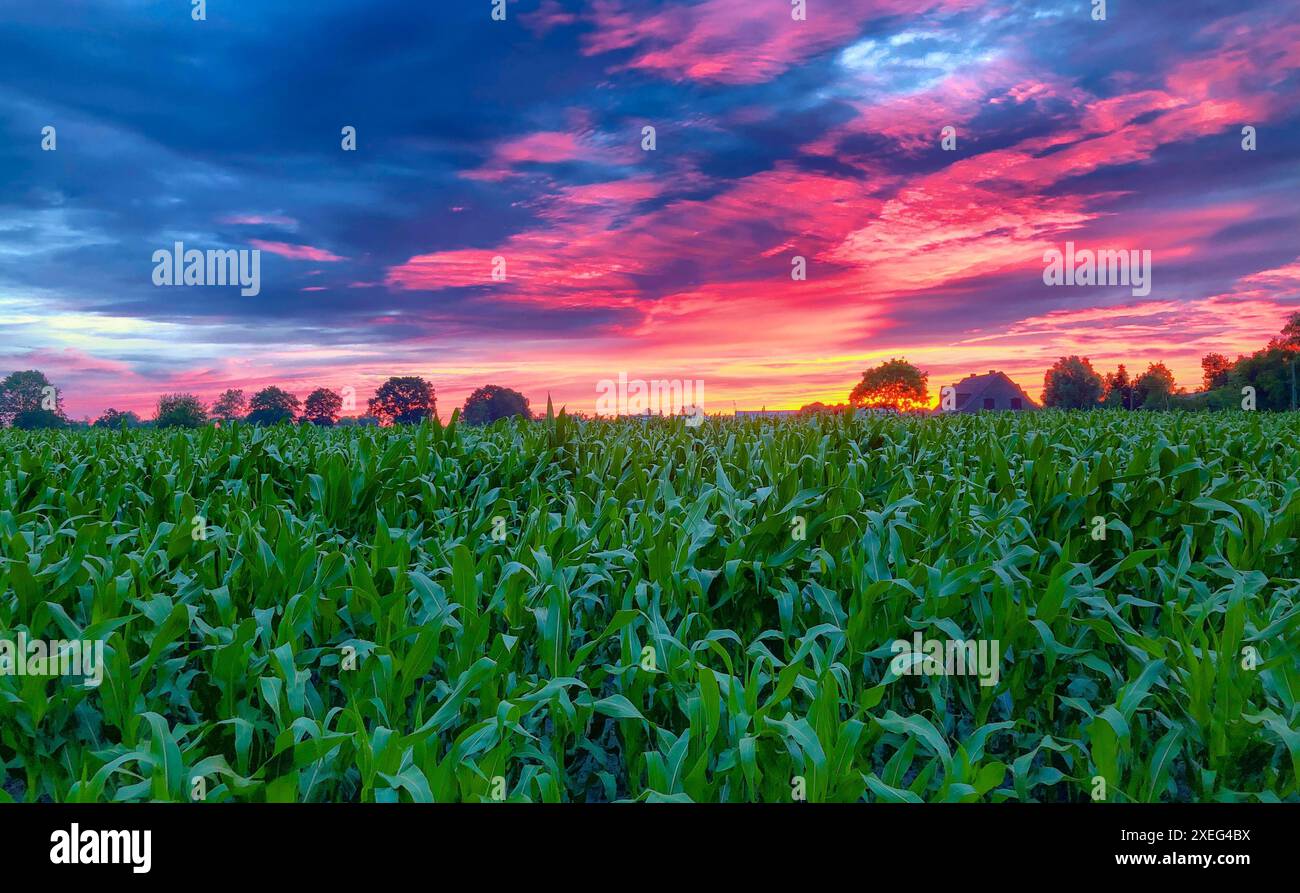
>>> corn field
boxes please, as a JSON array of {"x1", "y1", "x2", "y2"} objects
[{"x1": 1, "y1": 410, "x2": 1298, "y2": 802}]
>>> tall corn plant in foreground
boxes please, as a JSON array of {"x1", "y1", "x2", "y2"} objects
[{"x1": 0, "y1": 410, "x2": 1297, "y2": 802}]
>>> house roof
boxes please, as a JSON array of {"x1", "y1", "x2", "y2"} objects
[{"x1": 950, "y1": 371, "x2": 1039, "y2": 411}]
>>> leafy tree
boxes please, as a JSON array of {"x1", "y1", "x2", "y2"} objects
[
  {"x1": 155, "y1": 393, "x2": 208, "y2": 428},
  {"x1": 247, "y1": 386, "x2": 301, "y2": 426},
  {"x1": 0, "y1": 370, "x2": 65, "y2": 428},
  {"x1": 1102, "y1": 365, "x2": 1135, "y2": 409},
  {"x1": 368, "y1": 376, "x2": 435, "y2": 424},
  {"x1": 1178, "y1": 387, "x2": 1246, "y2": 412},
  {"x1": 1043, "y1": 356, "x2": 1104, "y2": 409},
  {"x1": 1201, "y1": 354, "x2": 1233, "y2": 391},
  {"x1": 1133, "y1": 363, "x2": 1177, "y2": 410},
  {"x1": 848, "y1": 359, "x2": 929, "y2": 411},
  {"x1": 1214, "y1": 314, "x2": 1300, "y2": 411},
  {"x1": 303, "y1": 388, "x2": 343, "y2": 426},
  {"x1": 798, "y1": 402, "x2": 849, "y2": 415},
  {"x1": 1229, "y1": 346, "x2": 1296, "y2": 411},
  {"x1": 1279, "y1": 311, "x2": 1300, "y2": 350},
  {"x1": 462, "y1": 385, "x2": 530, "y2": 425},
  {"x1": 93, "y1": 409, "x2": 142, "y2": 429},
  {"x1": 12, "y1": 409, "x2": 68, "y2": 430},
  {"x1": 211, "y1": 389, "x2": 248, "y2": 422}
]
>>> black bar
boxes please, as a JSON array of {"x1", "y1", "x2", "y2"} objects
[{"x1": 1, "y1": 803, "x2": 1284, "y2": 878}]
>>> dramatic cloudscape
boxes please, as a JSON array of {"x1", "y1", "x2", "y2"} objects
[{"x1": 3, "y1": 0, "x2": 1299, "y2": 419}]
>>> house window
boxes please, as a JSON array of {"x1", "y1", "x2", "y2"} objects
[
  {"x1": 983, "y1": 398, "x2": 996, "y2": 410},
  {"x1": 1010, "y1": 398, "x2": 1022, "y2": 410}
]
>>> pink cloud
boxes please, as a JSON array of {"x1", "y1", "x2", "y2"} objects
[
  {"x1": 818, "y1": 27, "x2": 1300, "y2": 296},
  {"x1": 386, "y1": 166, "x2": 878, "y2": 305},
  {"x1": 461, "y1": 127, "x2": 624, "y2": 182},
  {"x1": 403, "y1": 9, "x2": 1300, "y2": 319},
  {"x1": 250, "y1": 240, "x2": 346, "y2": 262},
  {"x1": 495, "y1": 131, "x2": 582, "y2": 165},
  {"x1": 521, "y1": 0, "x2": 579, "y2": 36},
  {"x1": 220, "y1": 214, "x2": 299, "y2": 228},
  {"x1": 47, "y1": 5, "x2": 1300, "y2": 423},
  {"x1": 382, "y1": 6, "x2": 1300, "y2": 417}
]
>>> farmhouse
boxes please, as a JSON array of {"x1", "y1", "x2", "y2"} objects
[{"x1": 945, "y1": 371, "x2": 1039, "y2": 413}]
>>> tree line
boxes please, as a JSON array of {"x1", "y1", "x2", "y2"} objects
[
  {"x1": 4, "y1": 312, "x2": 1297, "y2": 427},
  {"x1": 0, "y1": 375, "x2": 533, "y2": 430},
  {"x1": 1042, "y1": 311, "x2": 1300, "y2": 411},
  {"x1": 804, "y1": 311, "x2": 1300, "y2": 413}
]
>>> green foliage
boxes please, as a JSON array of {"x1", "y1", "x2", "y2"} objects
[
  {"x1": 1183, "y1": 314, "x2": 1299, "y2": 412},
  {"x1": 1, "y1": 411, "x2": 1297, "y2": 803},
  {"x1": 248, "y1": 387, "x2": 301, "y2": 419},
  {"x1": 0, "y1": 370, "x2": 65, "y2": 428},
  {"x1": 11, "y1": 409, "x2": 68, "y2": 431},
  {"x1": 1229, "y1": 348, "x2": 1298, "y2": 412},
  {"x1": 1043, "y1": 356, "x2": 1104, "y2": 409},
  {"x1": 154, "y1": 394, "x2": 208, "y2": 429},
  {"x1": 1134, "y1": 363, "x2": 1177, "y2": 410},
  {"x1": 1103, "y1": 365, "x2": 1135, "y2": 410},
  {"x1": 93, "y1": 409, "x2": 143, "y2": 429}
]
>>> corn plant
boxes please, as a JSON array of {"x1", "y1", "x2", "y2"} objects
[{"x1": 1, "y1": 410, "x2": 1297, "y2": 802}]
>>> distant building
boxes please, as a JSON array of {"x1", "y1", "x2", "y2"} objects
[
  {"x1": 945, "y1": 371, "x2": 1039, "y2": 413},
  {"x1": 735, "y1": 409, "x2": 800, "y2": 419}
]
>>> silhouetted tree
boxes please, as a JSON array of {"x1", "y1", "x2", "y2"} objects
[
  {"x1": 1200, "y1": 354, "x2": 1233, "y2": 391},
  {"x1": 1102, "y1": 365, "x2": 1135, "y2": 409},
  {"x1": 0, "y1": 370, "x2": 66, "y2": 428},
  {"x1": 12, "y1": 409, "x2": 69, "y2": 430},
  {"x1": 1043, "y1": 356, "x2": 1104, "y2": 409},
  {"x1": 1279, "y1": 311, "x2": 1300, "y2": 350},
  {"x1": 1133, "y1": 363, "x2": 1177, "y2": 410},
  {"x1": 155, "y1": 394, "x2": 208, "y2": 428},
  {"x1": 211, "y1": 388, "x2": 248, "y2": 422},
  {"x1": 368, "y1": 376, "x2": 435, "y2": 424},
  {"x1": 1229, "y1": 347, "x2": 1295, "y2": 411},
  {"x1": 247, "y1": 386, "x2": 301, "y2": 425},
  {"x1": 1215, "y1": 314, "x2": 1300, "y2": 410},
  {"x1": 798, "y1": 402, "x2": 850, "y2": 415},
  {"x1": 303, "y1": 388, "x2": 343, "y2": 426},
  {"x1": 94, "y1": 409, "x2": 142, "y2": 429},
  {"x1": 462, "y1": 385, "x2": 530, "y2": 425},
  {"x1": 848, "y1": 359, "x2": 929, "y2": 411}
]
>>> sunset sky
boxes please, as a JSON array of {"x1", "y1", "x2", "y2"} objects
[{"x1": 2, "y1": 0, "x2": 1299, "y2": 420}]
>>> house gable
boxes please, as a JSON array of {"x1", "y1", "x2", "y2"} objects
[{"x1": 949, "y1": 371, "x2": 1038, "y2": 412}]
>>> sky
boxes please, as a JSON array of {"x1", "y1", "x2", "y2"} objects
[{"x1": 2, "y1": 0, "x2": 1299, "y2": 420}]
